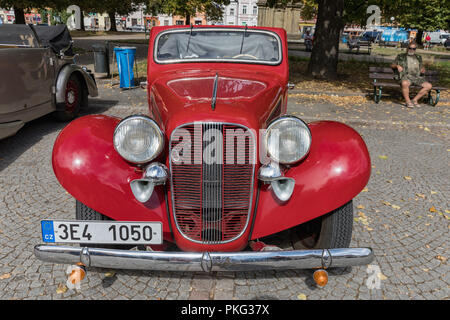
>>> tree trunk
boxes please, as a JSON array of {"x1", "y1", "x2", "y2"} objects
[
  {"x1": 108, "y1": 11, "x2": 117, "y2": 31},
  {"x1": 416, "y1": 30, "x2": 423, "y2": 46},
  {"x1": 13, "y1": 7, "x2": 26, "y2": 24},
  {"x1": 185, "y1": 14, "x2": 191, "y2": 25},
  {"x1": 307, "y1": 0, "x2": 344, "y2": 80},
  {"x1": 79, "y1": 11, "x2": 85, "y2": 31}
]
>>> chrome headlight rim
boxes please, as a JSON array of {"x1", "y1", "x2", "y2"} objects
[
  {"x1": 113, "y1": 115, "x2": 164, "y2": 164},
  {"x1": 264, "y1": 115, "x2": 312, "y2": 165}
]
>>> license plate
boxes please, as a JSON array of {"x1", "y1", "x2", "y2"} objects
[{"x1": 41, "y1": 220, "x2": 162, "y2": 245}]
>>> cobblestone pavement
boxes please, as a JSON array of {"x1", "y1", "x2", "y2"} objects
[{"x1": 0, "y1": 79, "x2": 448, "y2": 300}]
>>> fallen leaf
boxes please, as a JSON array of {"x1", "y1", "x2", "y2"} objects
[
  {"x1": 56, "y1": 283, "x2": 68, "y2": 294},
  {"x1": 378, "y1": 155, "x2": 388, "y2": 160},
  {"x1": 377, "y1": 273, "x2": 387, "y2": 281},
  {"x1": 391, "y1": 205, "x2": 401, "y2": 210},
  {"x1": 357, "y1": 205, "x2": 365, "y2": 209},
  {"x1": 382, "y1": 201, "x2": 391, "y2": 206},
  {"x1": 404, "y1": 176, "x2": 412, "y2": 180},
  {"x1": 387, "y1": 180, "x2": 393, "y2": 183},
  {"x1": 0, "y1": 273, "x2": 11, "y2": 280},
  {"x1": 423, "y1": 127, "x2": 431, "y2": 132},
  {"x1": 362, "y1": 187, "x2": 369, "y2": 192},
  {"x1": 297, "y1": 293, "x2": 307, "y2": 300},
  {"x1": 436, "y1": 255, "x2": 447, "y2": 263},
  {"x1": 416, "y1": 193, "x2": 426, "y2": 199},
  {"x1": 445, "y1": 210, "x2": 450, "y2": 214},
  {"x1": 430, "y1": 191, "x2": 438, "y2": 195},
  {"x1": 104, "y1": 271, "x2": 116, "y2": 278},
  {"x1": 429, "y1": 206, "x2": 437, "y2": 213},
  {"x1": 365, "y1": 227, "x2": 373, "y2": 231}
]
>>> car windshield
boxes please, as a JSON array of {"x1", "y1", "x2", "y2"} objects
[
  {"x1": 0, "y1": 24, "x2": 38, "y2": 48},
  {"x1": 155, "y1": 28, "x2": 281, "y2": 64}
]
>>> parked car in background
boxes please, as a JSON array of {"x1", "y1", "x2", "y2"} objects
[
  {"x1": 35, "y1": 25, "x2": 373, "y2": 286},
  {"x1": 360, "y1": 30, "x2": 382, "y2": 43},
  {"x1": 439, "y1": 33, "x2": 450, "y2": 45},
  {"x1": 444, "y1": 37, "x2": 450, "y2": 49},
  {"x1": 0, "y1": 24, "x2": 98, "y2": 139},
  {"x1": 428, "y1": 31, "x2": 450, "y2": 45},
  {"x1": 128, "y1": 25, "x2": 145, "y2": 32}
]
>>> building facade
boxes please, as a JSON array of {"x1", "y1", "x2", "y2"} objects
[
  {"x1": 223, "y1": 0, "x2": 259, "y2": 26},
  {"x1": 256, "y1": 0, "x2": 302, "y2": 36}
]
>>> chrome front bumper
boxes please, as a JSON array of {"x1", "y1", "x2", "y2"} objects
[{"x1": 34, "y1": 245, "x2": 374, "y2": 272}]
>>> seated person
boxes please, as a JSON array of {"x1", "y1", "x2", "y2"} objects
[{"x1": 390, "y1": 42, "x2": 432, "y2": 108}]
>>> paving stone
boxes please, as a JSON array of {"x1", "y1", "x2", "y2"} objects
[{"x1": 1, "y1": 76, "x2": 448, "y2": 301}]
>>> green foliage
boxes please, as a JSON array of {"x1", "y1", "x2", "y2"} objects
[
  {"x1": 144, "y1": 0, "x2": 230, "y2": 22},
  {"x1": 391, "y1": 0, "x2": 450, "y2": 31},
  {"x1": 268, "y1": 0, "x2": 450, "y2": 31},
  {"x1": 300, "y1": 0, "x2": 317, "y2": 20},
  {"x1": 80, "y1": 0, "x2": 135, "y2": 15}
]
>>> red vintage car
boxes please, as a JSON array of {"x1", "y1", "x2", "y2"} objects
[{"x1": 35, "y1": 26, "x2": 373, "y2": 285}]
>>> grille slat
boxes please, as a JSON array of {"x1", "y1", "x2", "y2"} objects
[{"x1": 170, "y1": 122, "x2": 255, "y2": 244}]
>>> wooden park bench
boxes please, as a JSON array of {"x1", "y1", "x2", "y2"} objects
[
  {"x1": 348, "y1": 39, "x2": 372, "y2": 54},
  {"x1": 369, "y1": 67, "x2": 446, "y2": 106}
]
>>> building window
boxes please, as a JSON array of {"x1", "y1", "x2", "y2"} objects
[
  {"x1": 195, "y1": 20, "x2": 202, "y2": 25},
  {"x1": 228, "y1": 21, "x2": 234, "y2": 25},
  {"x1": 253, "y1": 6, "x2": 258, "y2": 15},
  {"x1": 230, "y1": 8, "x2": 234, "y2": 15},
  {"x1": 176, "y1": 20, "x2": 184, "y2": 25},
  {"x1": 242, "y1": 5, "x2": 247, "y2": 15},
  {"x1": 164, "y1": 20, "x2": 169, "y2": 26}
]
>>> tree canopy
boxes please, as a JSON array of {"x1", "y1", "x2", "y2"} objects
[{"x1": 144, "y1": 0, "x2": 230, "y2": 23}]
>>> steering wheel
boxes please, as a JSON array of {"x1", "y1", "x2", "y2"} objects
[{"x1": 232, "y1": 53, "x2": 258, "y2": 60}]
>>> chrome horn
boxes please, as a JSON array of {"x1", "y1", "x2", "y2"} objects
[
  {"x1": 130, "y1": 163, "x2": 168, "y2": 203},
  {"x1": 258, "y1": 162, "x2": 295, "y2": 202}
]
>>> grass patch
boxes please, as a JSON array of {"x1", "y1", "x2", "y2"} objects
[
  {"x1": 112, "y1": 39, "x2": 149, "y2": 45},
  {"x1": 70, "y1": 30, "x2": 129, "y2": 37},
  {"x1": 289, "y1": 55, "x2": 449, "y2": 95},
  {"x1": 72, "y1": 46, "x2": 87, "y2": 54}
]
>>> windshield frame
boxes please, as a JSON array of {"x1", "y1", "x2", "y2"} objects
[{"x1": 153, "y1": 27, "x2": 283, "y2": 66}]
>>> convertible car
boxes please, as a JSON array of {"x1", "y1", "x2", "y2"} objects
[
  {"x1": 35, "y1": 26, "x2": 373, "y2": 286},
  {"x1": 0, "y1": 24, "x2": 97, "y2": 139}
]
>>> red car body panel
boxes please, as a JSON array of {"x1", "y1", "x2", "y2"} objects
[
  {"x1": 251, "y1": 121, "x2": 371, "y2": 239},
  {"x1": 52, "y1": 115, "x2": 173, "y2": 241},
  {"x1": 51, "y1": 25, "x2": 371, "y2": 252}
]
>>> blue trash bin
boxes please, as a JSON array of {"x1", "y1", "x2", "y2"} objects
[{"x1": 114, "y1": 47, "x2": 137, "y2": 88}]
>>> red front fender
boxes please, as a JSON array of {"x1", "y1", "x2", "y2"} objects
[
  {"x1": 250, "y1": 121, "x2": 371, "y2": 239},
  {"x1": 52, "y1": 115, "x2": 173, "y2": 241}
]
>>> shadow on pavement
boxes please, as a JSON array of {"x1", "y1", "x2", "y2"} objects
[{"x1": 0, "y1": 99, "x2": 119, "y2": 173}]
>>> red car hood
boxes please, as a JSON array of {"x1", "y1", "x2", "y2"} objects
[{"x1": 149, "y1": 68, "x2": 285, "y2": 133}]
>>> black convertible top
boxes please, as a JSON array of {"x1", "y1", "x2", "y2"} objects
[{"x1": 32, "y1": 24, "x2": 73, "y2": 55}]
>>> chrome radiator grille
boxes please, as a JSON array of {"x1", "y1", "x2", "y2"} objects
[{"x1": 170, "y1": 122, "x2": 255, "y2": 244}]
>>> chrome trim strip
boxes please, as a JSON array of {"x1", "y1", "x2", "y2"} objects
[
  {"x1": 211, "y1": 73, "x2": 219, "y2": 110},
  {"x1": 154, "y1": 28, "x2": 283, "y2": 66},
  {"x1": 34, "y1": 245, "x2": 374, "y2": 272},
  {"x1": 169, "y1": 122, "x2": 256, "y2": 245}
]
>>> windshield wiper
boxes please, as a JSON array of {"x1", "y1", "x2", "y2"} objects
[{"x1": 239, "y1": 25, "x2": 248, "y2": 54}]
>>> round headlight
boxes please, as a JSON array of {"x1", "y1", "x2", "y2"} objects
[
  {"x1": 265, "y1": 116, "x2": 311, "y2": 164},
  {"x1": 113, "y1": 115, "x2": 164, "y2": 164}
]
